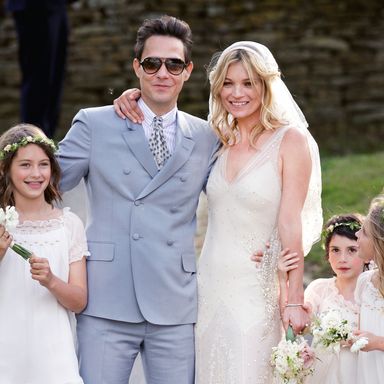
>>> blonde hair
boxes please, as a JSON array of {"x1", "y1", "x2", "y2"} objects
[
  {"x1": 366, "y1": 195, "x2": 384, "y2": 296},
  {"x1": 208, "y1": 49, "x2": 284, "y2": 147}
]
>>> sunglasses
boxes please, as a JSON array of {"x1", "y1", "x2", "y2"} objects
[{"x1": 139, "y1": 57, "x2": 188, "y2": 75}]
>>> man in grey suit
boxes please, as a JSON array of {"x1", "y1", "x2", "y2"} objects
[{"x1": 58, "y1": 15, "x2": 218, "y2": 384}]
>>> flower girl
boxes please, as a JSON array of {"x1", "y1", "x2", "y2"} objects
[
  {"x1": 0, "y1": 124, "x2": 88, "y2": 384},
  {"x1": 275, "y1": 213, "x2": 365, "y2": 383},
  {"x1": 303, "y1": 214, "x2": 365, "y2": 384},
  {"x1": 353, "y1": 195, "x2": 384, "y2": 382}
]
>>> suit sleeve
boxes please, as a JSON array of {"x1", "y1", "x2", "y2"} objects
[
  {"x1": 57, "y1": 109, "x2": 91, "y2": 192},
  {"x1": 203, "y1": 135, "x2": 221, "y2": 192}
]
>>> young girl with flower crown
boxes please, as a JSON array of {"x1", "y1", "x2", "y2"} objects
[
  {"x1": 0, "y1": 124, "x2": 88, "y2": 384},
  {"x1": 353, "y1": 195, "x2": 384, "y2": 382},
  {"x1": 275, "y1": 213, "x2": 365, "y2": 384}
]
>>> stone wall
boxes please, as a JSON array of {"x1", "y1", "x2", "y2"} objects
[{"x1": 0, "y1": 0, "x2": 383, "y2": 154}]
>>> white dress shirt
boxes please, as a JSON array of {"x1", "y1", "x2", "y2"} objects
[{"x1": 138, "y1": 98, "x2": 177, "y2": 154}]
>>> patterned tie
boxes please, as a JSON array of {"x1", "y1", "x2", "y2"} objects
[{"x1": 149, "y1": 116, "x2": 171, "y2": 169}]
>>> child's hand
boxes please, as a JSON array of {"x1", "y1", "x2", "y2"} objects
[
  {"x1": 0, "y1": 225, "x2": 13, "y2": 259},
  {"x1": 278, "y1": 248, "x2": 299, "y2": 274},
  {"x1": 352, "y1": 330, "x2": 384, "y2": 352},
  {"x1": 29, "y1": 256, "x2": 54, "y2": 288},
  {"x1": 250, "y1": 242, "x2": 270, "y2": 266}
]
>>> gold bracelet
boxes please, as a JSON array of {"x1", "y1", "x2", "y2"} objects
[{"x1": 285, "y1": 303, "x2": 303, "y2": 308}]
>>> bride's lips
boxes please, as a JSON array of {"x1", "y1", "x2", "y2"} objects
[{"x1": 230, "y1": 101, "x2": 249, "y2": 106}]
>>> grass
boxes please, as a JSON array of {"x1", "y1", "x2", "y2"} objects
[{"x1": 306, "y1": 151, "x2": 384, "y2": 278}]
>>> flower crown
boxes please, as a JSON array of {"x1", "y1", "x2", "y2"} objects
[
  {"x1": 321, "y1": 220, "x2": 361, "y2": 244},
  {"x1": 0, "y1": 135, "x2": 57, "y2": 160},
  {"x1": 324, "y1": 221, "x2": 361, "y2": 236}
]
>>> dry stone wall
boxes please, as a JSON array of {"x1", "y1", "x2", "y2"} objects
[{"x1": 0, "y1": 0, "x2": 383, "y2": 154}]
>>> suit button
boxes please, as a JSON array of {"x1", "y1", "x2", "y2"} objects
[
  {"x1": 123, "y1": 169, "x2": 131, "y2": 175},
  {"x1": 132, "y1": 233, "x2": 140, "y2": 240},
  {"x1": 170, "y1": 207, "x2": 178, "y2": 213},
  {"x1": 180, "y1": 176, "x2": 187, "y2": 182},
  {"x1": 134, "y1": 200, "x2": 141, "y2": 206},
  {"x1": 167, "y1": 240, "x2": 174, "y2": 246}
]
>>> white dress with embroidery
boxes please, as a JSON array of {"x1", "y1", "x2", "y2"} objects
[
  {"x1": 0, "y1": 208, "x2": 89, "y2": 384},
  {"x1": 304, "y1": 277, "x2": 359, "y2": 384},
  {"x1": 195, "y1": 127, "x2": 291, "y2": 384},
  {"x1": 355, "y1": 270, "x2": 384, "y2": 383}
]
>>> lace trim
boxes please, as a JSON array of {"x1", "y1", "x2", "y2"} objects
[
  {"x1": 362, "y1": 272, "x2": 384, "y2": 311},
  {"x1": 329, "y1": 277, "x2": 360, "y2": 314},
  {"x1": 14, "y1": 207, "x2": 70, "y2": 234}
]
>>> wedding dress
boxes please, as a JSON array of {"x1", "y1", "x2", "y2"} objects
[{"x1": 195, "y1": 126, "x2": 292, "y2": 384}]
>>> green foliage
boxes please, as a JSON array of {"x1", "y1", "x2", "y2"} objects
[{"x1": 306, "y1": 151, "x2": 384, "y2": 278}]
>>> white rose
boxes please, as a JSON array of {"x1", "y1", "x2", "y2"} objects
[
  {"x1": 4, "y1": 206, "x2": 19, "y2": 230},
  {"x1": 0, "y1": 208, "x2": 6, "y2": 224},
  {"x1": 350, "y1": 337, "x2": 369, "y2": 353}
]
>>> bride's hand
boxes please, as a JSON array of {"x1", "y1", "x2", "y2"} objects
[
  {"x1": 282, "y1": 305, "x2": 311, "y2": 335},
  {"x1": 113, "y1": 88, "x2": 143, "y2": 123}
]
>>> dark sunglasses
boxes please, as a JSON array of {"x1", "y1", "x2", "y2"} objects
[{"x1": 139, "y1": 57, "x2": 188, "y2": 75}]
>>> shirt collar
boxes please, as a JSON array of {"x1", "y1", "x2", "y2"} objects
[{"x1": 138, "y1": 98, "x2": 177, "y2": 129}]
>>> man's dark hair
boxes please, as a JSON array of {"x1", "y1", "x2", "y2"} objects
[{"x1": 134, "y1": 15, "x2": 193, "y2": 63}]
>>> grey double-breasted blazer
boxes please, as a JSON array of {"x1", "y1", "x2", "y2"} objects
[{"x1": 58, "y1": 105, "x2": 219, "y2": 325}]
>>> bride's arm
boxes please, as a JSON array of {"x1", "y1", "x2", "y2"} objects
[
  {"x1": 278, "y1": 128, "x2": 312, "y2": 334},
  {"x1": 113, "y1": 88, "x2": 144, "y2": 123},
  {"x1": 277, "y1": 248, "x2": 299, "y2": 316}
]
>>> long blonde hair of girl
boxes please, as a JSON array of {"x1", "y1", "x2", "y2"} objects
[{"x1": 366, "y1": 195, "x2": 384, "y2": 296}]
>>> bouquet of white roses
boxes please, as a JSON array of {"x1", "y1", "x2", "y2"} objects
[
  {"x1": 0, "y1": 206, "x2": 32, "y2": 260},
  {"x1": 271, "y1": 326, "x2": 315, "y2": 383},
  {"x1": 311, "y1": 310, "x2": 370, "y2": 354},
  {"x1": 311, "y1": 310, "x2": 353, "y2": 353}
]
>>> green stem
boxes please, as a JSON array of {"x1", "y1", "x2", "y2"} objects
[
  {"x1": 11, "y1": 243, "x2": 32, "y2": 260},
  {"x1": 286, "y1": 325, "x2": 296, "y2": 342}
]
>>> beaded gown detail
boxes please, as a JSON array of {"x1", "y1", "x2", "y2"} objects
[{"x1": 195, "y1": 127, "x2": 291, "y2": 384}]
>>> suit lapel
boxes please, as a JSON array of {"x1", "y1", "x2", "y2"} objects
[
  {"x1": 137, "y1": 112, "x2": 195, "y2": 199},
  {"x1": 121, "y1": 119, "x2": 158, "y2": 178}
]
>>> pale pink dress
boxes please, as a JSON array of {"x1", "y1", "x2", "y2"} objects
[{"x1": 305, "y1": 277, "x2": 359, "y2": 384}]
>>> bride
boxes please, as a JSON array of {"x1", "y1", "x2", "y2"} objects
[
  {"x1": 194, "y1": 41, "x2": 321, "y2": 383},
  {"x1": 114, "y1": 41, "x2": 322, "y2": 383}
]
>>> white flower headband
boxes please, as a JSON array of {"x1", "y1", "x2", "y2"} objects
[{"x1": 0, "y1": 135, "x2": 57, "y2": 160}]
